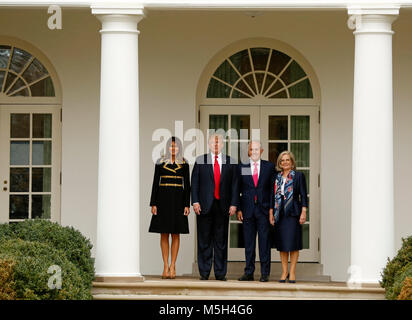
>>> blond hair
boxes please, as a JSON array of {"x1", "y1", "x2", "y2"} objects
[{"x1": 276, "y1": 151, "x2": 296, "y2": 172}]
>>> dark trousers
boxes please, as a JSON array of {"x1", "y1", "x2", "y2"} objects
[
  {"x1": 196, "y1": 199, "x2": 229, "y2": 278},
  {"x1": 243, "y1": 206, "x2": 271, "y2": 276}
]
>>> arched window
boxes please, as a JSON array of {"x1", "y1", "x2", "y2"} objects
[
  {"x1": 0, "y1": 45, "x2": 55, "y2": 97},
  {"x1": 207, "y1": 47, "x2": 313, "y2": 99}
]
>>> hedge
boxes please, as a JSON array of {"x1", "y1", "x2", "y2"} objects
[
  {"x1": 0, "y1": 219, "x2": 94, "y2": 300},
  {"x1": 381, "y1": 235, "x2": 412, "y2": 300}
]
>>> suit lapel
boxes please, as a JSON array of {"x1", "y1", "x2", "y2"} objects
[
  {"x1": 257, "y1": 160, "x2": 265, "y2": 188},
  {"x1": 206, "y1": 153, "x2": 214, "y2": 181}
]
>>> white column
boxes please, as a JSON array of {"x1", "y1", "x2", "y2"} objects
[
  {"x1": 92, "y1": 5, "x2": 144, "y2": 281},
  {"x1": 348, "y1": 8, "x2": 398, "y2": 284}
]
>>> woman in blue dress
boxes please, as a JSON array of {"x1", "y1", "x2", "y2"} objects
[{"x1": 270, "y1": 151, "x2": 308, "y2": 283}]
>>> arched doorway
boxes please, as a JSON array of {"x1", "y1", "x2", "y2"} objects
[
  {"x1": 0, "y1": 37, "x2": 62, "y2": 224},
  {"x1": 196, "y1": 38, "x2": 321, "y2": 262}
]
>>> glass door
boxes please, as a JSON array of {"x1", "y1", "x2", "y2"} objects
[
  {"x1": 200, "y1": 105, "x2": 260, "y2": 260},
  {"x1": 260, "y1": 106, "x2": 320, "y2": 262},
  {"x1": 0, "y1": 106, "x2": 61, "y2": 223}
]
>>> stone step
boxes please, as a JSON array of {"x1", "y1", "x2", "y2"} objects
[
  {"x1": 190, "y1": 262, "x2": 331, "y2": 282},
  {"x1": 92, "y1": 277, "x2": 385, "y2": 300}
]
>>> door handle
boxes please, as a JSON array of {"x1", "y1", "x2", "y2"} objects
[{"x1": 3, "y1": 187, "x2": 7, "y2": 191}]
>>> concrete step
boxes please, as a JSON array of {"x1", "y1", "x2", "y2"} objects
[
  {"x1": 92, "y1": 277, "x2": 385, "y2": 300},
  {"x1": 189, "y1": 262, "x2": 331, "y2": 282}
]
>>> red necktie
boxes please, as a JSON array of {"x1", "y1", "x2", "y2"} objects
[
  {"x1": 253, "y1": 162, "x2": 258, "y2": 187},
  {"x1": 253, "y1": 162, "x2": 258, "y2": 202},
  {"x1": 214, "y1": 155, "x2": 220, "y2": 199}
]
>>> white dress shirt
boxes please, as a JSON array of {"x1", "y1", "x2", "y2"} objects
[
  {"x1": 249, "y1": 159, "x2": 261, "y2": 178},
  {"x1": 211, "y1": 152, "x2": 222, "y2": 172}
]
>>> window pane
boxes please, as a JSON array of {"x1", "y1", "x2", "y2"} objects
[
  {"x1": 32, "y1": 195, "x2": 51, "y2": 219},
  {"x1": 235, "y1": 79, "x2": 254, "y2": 97},
  {"x1": 291, "y1": 116, "x2": 310, "y2": 140},
  {"x1": 9, "y1": 195, "x2": 29, "y2": 219},
  {"x1": 231, "y1": 115, "x2": 250, "y2": 140},
  {"x1": 5, "y1": 72, "x2": 16, "y2": 93},
  {"x1": 207, "y1": 78, "x2": 231, "y2": 98},
  {"x1": 269, "y1": 143, "x2": 288, "y2": 164},
  {"x1": 244, "y1": 74, "x2": 257, "y2": 95},
  {"x1": 266, "y1": 80, "x2": 284, "y2": 97},
  {"x1": 255, "y1": 73, "x2": 265, "y2": 93},
  {"x1": 32, "y1": 168, "x2": 51, "y2": 192},
  {"x1": 300, "y1": 169, "x2": 310, "y2": 195},
  {"x1": 9, "y1": 78, "x2": 25, "y2": 95},
  {"x1": 209, "y1": 115, "x2": 228, "y2": 131},
  {"x1": 268, "y1": 50, "x2": 291, "y2": 76},
  {"x1": 33, "y1": 114, "x2": 52, "y2": 138},
  {"x1": 10, "y1": 168, "x2": 29, "y2": 192},
  {"x1": 269, "y1": 116, "x2": 288, "y2": 140},
  {"x1": 229, "y1": 49, "x2": 251, "y2": 74},
  {"x1": 291, "y1": 143, "x2": 309, "y2": 167},
  {"x1": 22, "y1": 58, "x2": 48, "y2": 84},
  {"x1": 250, "y1": 47, "x2": 270, "y2": 71},
  {"x1": 213, "y1": 60, "x2": 239, "y2": 85},
  {"x1": 302, "y1": 224, "x2": 309, "y2": 249},
  {"x1": 231, "y1": 89, "x2": 249, "y2": 98},
  {"x1": 0, "y1": 71, "x2": 5, "y2": 92},
  {"x1": 289, "y1": 79, "x2": 313, "y2": 98},
  {"x1": 0, "y1": 45, "x2": 11, "y2": 69},
  {"x1": 10, "y1": 141, "x2": 30, "y2": 165},
  {"x1": 11, "y1": 87, "x2": 29, "y2": 97},
  {"x1": 262, "y1": 74, "x2": 276, "y2": 95},
  {"x1": 32, "y1": 141, "x2": 52, "y2": 165},
  {"x1": 230, "y1": 223, "x2": 245, "y2": 248},
  {"x1": 10, "y1": 48, "x2": 32, "y2": 74},
  {"x1": 29, "y1": 77, "x2": 55, "y2": 97},
  {"x1": 11, "y1": 114, "x2": 30, "y2": 138},
  {"x1": 269, "y1": 90, "x2": 288, "y2": 99},
  {"x1": 281, "y1": 60, "x2": 307, "y2": 86}
]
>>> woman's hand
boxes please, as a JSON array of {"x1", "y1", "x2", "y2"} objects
[
  {"x1": 184, "y1": 207, "x2": 190, "y2": 216},
  {"x1": 151, "y1": 206, "x2": 157, "y2": 215},
  {"x1": 269, "y1": 209, "x2": 275, "y2": 226},
  {"x1": 299, "y1": 208, "x2": 307, "y2": 225}
]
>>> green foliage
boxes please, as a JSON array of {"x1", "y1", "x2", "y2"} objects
[
  {"x1": 0, "y1": 239, "x2": 91, "y2": 300},
  {"x1": 4, "y1": 219, "x2": 94, "y2": 284},
  {"x1": 0, "y1": 258, "x2": 17, "y2": 300},
  {"x1": 398, "y1": 277, "x2": 412, "y2": 300},
  {"x1": 0, "y1": 219, "x2": 94, "y2": 300},
  {"x1": 381, "y1": 236, "x2": 412, "y2": 299}
]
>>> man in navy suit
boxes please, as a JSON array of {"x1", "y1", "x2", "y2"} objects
[
  {"x1": 191, "y1": 134, "x2": 239, "y2": 281},
  {"x1": 237, "y1": 141, "x2": 276, "y2": 282}
]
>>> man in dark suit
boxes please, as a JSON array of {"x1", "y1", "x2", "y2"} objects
[
  {"x1": 191, "y1": 133, "x2": 239, "y2": 281},
  {"x1": 237, "y1": 141, "x2": 276, "y2": 282}
]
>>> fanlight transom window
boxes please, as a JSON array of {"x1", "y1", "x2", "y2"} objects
[
  {"x1": 207, "y1": 47, "x2": 313, "y2": 99},
  {"x1": 0, "y1": 45, "x2": 55, "y2": 97}
]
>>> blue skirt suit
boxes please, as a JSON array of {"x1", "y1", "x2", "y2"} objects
[{"x1": 273, "y1": 171, "x2": 308, "y2": 252}]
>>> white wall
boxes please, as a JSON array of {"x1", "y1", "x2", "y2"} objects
[
  {"x1": 1, "y1": 8, "x2": 411, "y2": 282},
  {"x1": 0, "y1": 9, "x2": 101, "y2": 255}
]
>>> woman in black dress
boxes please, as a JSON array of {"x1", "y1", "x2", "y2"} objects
[
  {"x1": 269, "y1": 151, "x2": 308, "y2": 283},
  {"x1": 149, "y1": 136, "x2": 190, "y2": 279}
]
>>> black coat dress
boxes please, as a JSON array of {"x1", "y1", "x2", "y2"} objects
[{"x1": 149, "y1": 158, "x2": 190, "y2": 234}]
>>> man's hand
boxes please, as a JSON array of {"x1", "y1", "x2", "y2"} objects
[
  {"x1": 237, "y1": 210, "x2": 243, "y2": 222},
  {"x1": 229, "y1": 206, "x2": 237, "y2": 216},
  {"x1": 193, "y1": 203, "x2": 201, "y2": 215},
  {"x1": 269, "y1": 208, "x2": 275, "y2": 226}
]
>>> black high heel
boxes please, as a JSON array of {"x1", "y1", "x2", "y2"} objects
[
  {"x1": 279, "y1": 273, "x2": 289, "y2": 283},
  {"x1": 288, "y1": 274, "x2": 296, "y2": 283}
]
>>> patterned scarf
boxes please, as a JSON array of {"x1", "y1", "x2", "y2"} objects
[{"x1": 274, "y1": 170, "x2": 295, "y2": 223}]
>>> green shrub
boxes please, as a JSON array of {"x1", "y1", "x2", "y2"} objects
[
  {"x1": 0, "y1": 239, "x2": 91, "y2": 300},
  {"x1": 388, "y1": 262, "x2": 412, "y2": 300},
  {"x1": 0, "y1": 258, "x2": 17, "y2": 300},
  {"x1": 381, "y1": 236, "x2": 412, "y2": 299},
  {"x1": 398, "y1": 277, "x2": 412, "y2": 300},
  {"x1": 3, "y1": 219, "x2": 94, "y2": 285}
]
